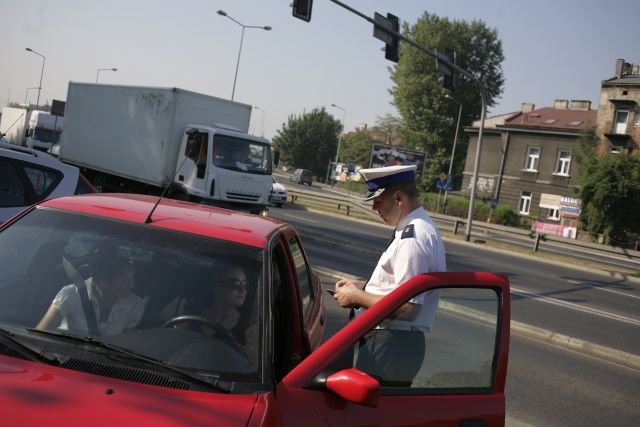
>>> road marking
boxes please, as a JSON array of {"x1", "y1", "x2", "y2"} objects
[
  {"x1": 566, "y1": 279, "x2": 640, "y2": 300},
  {"x1": 511, "y1": 286, "x2": 640, "y2": 327},
  {"x1": 277, "y1": 212, "x2": 319, "y2": 224}
]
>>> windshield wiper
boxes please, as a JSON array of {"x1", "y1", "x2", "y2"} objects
[
  {"x1": 0, "y1": 327, "x2": 60, "y2": 365},
  {"x1": 26, "y1": 328, "x2": 230, "y2": 393}
]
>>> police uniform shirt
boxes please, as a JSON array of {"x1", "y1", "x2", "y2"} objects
[{"x1": 354, "y1": 206, "x2": 447, "y2": 331}]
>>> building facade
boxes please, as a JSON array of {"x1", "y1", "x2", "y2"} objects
[
  {"x1": 463, "y1": 100, "x2": 596, "y2": 236},
  {"x1": 596, "y1": 58, "x2": 640, "y2": 154}
]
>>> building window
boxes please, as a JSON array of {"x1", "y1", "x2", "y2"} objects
[
  {"x1": 613, "y1": 108, "x2": 629, "y2": 134},
  {"x1": 524, "y1": 147, "x2": 540, "y2": 171},
  {"x1": 547, "y1": 208, "x2": 560, "y2": 221},
  {"x1": 554, "y1": 150, "x2": 571, "y2": 176},
  {"x1": 634, "y1": 110, "x2": 640, "y2": 127},
  {"x1": 519, "y1": 191, "x2": 532, "y2": 215}
]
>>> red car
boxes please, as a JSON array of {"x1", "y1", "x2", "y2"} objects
[{"x1": 0, "y1": 193, "x2": 510, "y2": 426}]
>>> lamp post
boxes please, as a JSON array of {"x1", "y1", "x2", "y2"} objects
[
  {"x1": 25, "y1": 48, "x2": 45, "y2": 110},
  {"x1": 330, "y1": 103, "x2": 347, "y2": 185},
  {"x1": 217, "y1": 10, "x2": 271, "y2": 101},
  {"x1": 24, "y1": 87, "x2": 40, "y2": 107},
  {"x1": 442, "y1": 94, "x2": 463, "y2": 211},
  {"x1": 96, "y1": 68, "x2": 118, "y2": 83},
  {"x1": 253, "y1": 106, "x2": 266, "y2": 137}
]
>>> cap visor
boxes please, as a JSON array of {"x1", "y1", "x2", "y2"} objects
[{"x1": 363, "y1": 188, "x2": 385, "y2": 202}]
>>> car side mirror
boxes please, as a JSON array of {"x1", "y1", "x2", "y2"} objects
[{"x1": 325, "y1": 368, "x2": 380, "y2": 408}]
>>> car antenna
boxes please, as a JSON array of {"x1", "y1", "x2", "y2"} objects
[{"x1": 144, "y1": 129, "x2": 200, "y2": 224}]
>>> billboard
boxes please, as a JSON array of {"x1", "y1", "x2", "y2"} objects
[{"x1": 369, "y1": 144, "x2": 426, "y2": 175}]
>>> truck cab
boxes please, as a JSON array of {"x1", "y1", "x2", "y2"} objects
[
  {"x1": 175, "y1": 125, "x2": 273, "y2": 215},
  {"x1": 26, "y1": 110, "x2": 63, "y2": 152}
]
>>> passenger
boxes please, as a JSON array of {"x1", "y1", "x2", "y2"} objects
[{"x1": 36, "y1": 238, "x2": 146, "y2": 336}]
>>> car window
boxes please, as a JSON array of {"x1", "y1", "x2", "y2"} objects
[
  {"x1": 287, "y1": 235, "x2": 314, "y2": 319},
  {"x1": 347, "y1": 287, "x2": 499, "y2": 391},
  {"x1": 0, "y1": 159, "x2": 27, "y2": 207},
  {"x1": 22, "y1": 164, "x2": 61, "y2": 198}
]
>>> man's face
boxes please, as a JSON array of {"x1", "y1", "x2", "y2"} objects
[{"x1": 372, "y1": 190, "x2": 401, "y2": 226}]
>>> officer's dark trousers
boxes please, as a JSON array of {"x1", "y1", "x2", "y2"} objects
[{"x1": 356, "y1": 328, "x2": 425, "y2": 387}]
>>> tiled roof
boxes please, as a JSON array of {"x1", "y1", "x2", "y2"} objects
[{"x1": 499, "y1": 107, "x2": 597, "y2": 131}]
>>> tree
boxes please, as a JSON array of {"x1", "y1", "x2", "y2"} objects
[
  {"x1": 389, "y1": 12, "x2": 505, "y2": 191},
  {"x1": 579, "y1": 152, "x2": 640, "y2": 245},
  {"x1": 339, "y1": 130, "x2": 384, "y2": 168},
  {"x1": 272, "y1": 107, "x2": 341, "y2": 179}
]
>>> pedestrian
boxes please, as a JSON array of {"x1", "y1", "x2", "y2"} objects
[{"x1": 332, "y1": 164, "x2": 446, "y2": 386}]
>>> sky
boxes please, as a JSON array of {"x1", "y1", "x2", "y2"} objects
[{"x1": 1, "y1": 0, "x2": 639, "y2": 139}]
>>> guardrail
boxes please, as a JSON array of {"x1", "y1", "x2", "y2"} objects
[{"x1": 284, "y1": 187, "x2": 640, "y2": 269}]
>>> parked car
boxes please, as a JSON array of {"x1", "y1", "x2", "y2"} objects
[
  {"x1": 269, "y1": 175, "x2": 288, "y2": 207},
  {"x1": 0, "y1": 193, "x2": 510, "y2": 426},
  {"x1": 0, "y1": 141, "x2": 95, "y2": 223},
  {"x1": 290, "y1": 168, "x2": 313, "y2": 186}
]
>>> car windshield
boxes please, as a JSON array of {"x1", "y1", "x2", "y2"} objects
[
  {"x1": 0, "y1": 207, "x2": 264, "y2": 385},
  {"x1": 213, "y1": 134, "x2": 272, "y2": 175}
]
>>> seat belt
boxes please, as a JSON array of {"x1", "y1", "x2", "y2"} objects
[{"x1": 62, "y1": 257, "x2": 100, "y2": 335}]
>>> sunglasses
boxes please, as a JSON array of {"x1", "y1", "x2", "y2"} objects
[{"x1": 219, "y1": 278, "x2": 248, "y2": 292}]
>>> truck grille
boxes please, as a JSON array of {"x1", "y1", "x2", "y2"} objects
[{"x1": 226, "y1": 192, "x2": 260, "y2": 202}]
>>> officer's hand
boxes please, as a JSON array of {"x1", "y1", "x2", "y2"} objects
[
  {"x1": 335, "y1": 278, "x2": 365, "y2": 291},
  {"x1": 334, "y1": 284, "x2": 361, "y2": 308}
]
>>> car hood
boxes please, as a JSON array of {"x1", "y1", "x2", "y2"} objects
[{"x1": 0, "y1": 355, "x2": 258, "y2": 427}]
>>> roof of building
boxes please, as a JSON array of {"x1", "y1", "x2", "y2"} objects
[
  {"x1": 470, "y1": 112, "x2": 520, "y2": 129},
  {"x1": 602, "y1": 75, "x2": 640, "y2": 86},
  {"x1": 500, "y1": 107, "x2": 597, "y2": 132}
]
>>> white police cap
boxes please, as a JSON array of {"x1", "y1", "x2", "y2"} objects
[{"x1": 359, "y1": 165, "x2": 417, "y2": 201}]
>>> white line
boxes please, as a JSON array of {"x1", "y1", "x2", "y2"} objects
[
  {"x1": 566, "y1": 279, "x2": 640, "y2": 300},
  {"x1": 278, "y1": 212, "x2": 319, "y2": 224},
  {"x1": 511, "y1": 286, "x2": 640, "y2": 327}
]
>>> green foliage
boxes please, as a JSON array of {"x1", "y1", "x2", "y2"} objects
[
  {"x1": 272, "y1": 107, "x2": 341, "y2": 179},
  {"x1": 491, "y1": 206, "x2": 520, "y2": 227},
  {"x1": 574, "y1": 127, "x2": 599, "y2": 181},
  {"x1": 389, "y1": 12, "x2": 505, "y2": 191},
  {"x1": 340, "y1": 130, "x2": 384, "y2": 167},
  {"x1": 579, "y1": 153, "x2": 640, "y2": 245}
]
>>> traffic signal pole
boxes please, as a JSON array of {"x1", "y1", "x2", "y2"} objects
[{"x1": 326, "y1": 0, "x2": 488, "y2": 242}]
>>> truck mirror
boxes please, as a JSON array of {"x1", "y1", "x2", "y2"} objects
[{"x1": 273, "y1": 149, "x2": 280, "y2": 168}]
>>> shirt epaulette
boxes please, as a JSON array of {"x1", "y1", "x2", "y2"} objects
[{"x1": 401, "y1": 224, "x2": 415, "y2": 239}]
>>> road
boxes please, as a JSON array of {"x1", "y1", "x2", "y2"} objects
[{"x1": 269, "y1": 205, "x2": 640, "y2": 426}]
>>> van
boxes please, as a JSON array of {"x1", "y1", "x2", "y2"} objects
[{"x1": 290, "y1": 168, "x2": 313, "y2": 186}]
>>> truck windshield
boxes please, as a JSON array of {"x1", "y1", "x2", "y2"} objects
[
  {"x1": 31, "y1": 127, "x2": 62, "y2": 144},
  {"x1": 212, "y1": 134, "x2": 272, "y2": 175}
]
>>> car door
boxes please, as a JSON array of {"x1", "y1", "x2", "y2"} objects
[{"x1": 275, "y1": 272, "x2": 510, "y2": 427}]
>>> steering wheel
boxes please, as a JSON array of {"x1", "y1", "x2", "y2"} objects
[{"x1": 162, "y1": 315, "x2": 242, "y2": 351}]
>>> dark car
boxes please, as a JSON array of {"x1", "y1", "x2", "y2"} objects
[{"x1": 290, "y1": 168, "x2": 313, "y2": 186}]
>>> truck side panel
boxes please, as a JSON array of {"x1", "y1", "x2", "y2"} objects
[
  {"x1": 61, "y1": 83, "x2": 174, "y2": 187},
  {"x1": 0, "y1": 107, "x2": 32, "y2": 146}
]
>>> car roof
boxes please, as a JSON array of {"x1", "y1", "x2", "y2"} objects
[
  {"x1": 38, "y1": 193, "x2": 287, "y2": 249},
  {"x1": 0, "y1": 142, "x2": 78, "y2": 174}
]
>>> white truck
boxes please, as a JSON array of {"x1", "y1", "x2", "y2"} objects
[
  {"x1": 26, "y1": 110, "x2": 64, "y2": 151},
  {"x1": 0, "y1": 107, "x2": 31, "y2": 146},
  {"x1": 59, "y1": 82, "x2": 275, "y2": 214},
  {"x1": 0, "y1": 107, "x2": 63, "y2": 151}
]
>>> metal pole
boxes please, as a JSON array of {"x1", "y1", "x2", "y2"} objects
[
  {"x1": 443, "y1": 101, "x2": 462, "y2": 208},
  {"x1": 465, "y1": 89, "x2": 487, "y2": 241},
  {"x1": 231, "y1": 26, "x2": 246, "y2": 101},
  {"x1": 26, "y1": 48, "x2": 46, "y2": 110}
]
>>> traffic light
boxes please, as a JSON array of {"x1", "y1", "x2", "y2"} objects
[
  {"x1": 436, "y1": 48, "x2": 456, "y2": 89},
  {"x1": 292, "y1": 0, "x2": 313, "y2": 22},
  {"x1": 384, "y1": 13, "x2": 400, "y2": 63}
]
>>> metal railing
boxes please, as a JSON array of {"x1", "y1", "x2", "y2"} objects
[{"x1": 284, "y1": 187, "x2": 640, "y2": 270}]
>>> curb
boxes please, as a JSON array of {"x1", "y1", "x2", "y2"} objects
[{"x1": 314, "y1": 266, "x2": 640, "y2": 372}]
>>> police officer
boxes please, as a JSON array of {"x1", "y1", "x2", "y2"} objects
[{"x1": 333, "y1": 164, "x2": 446, "y2": 385}]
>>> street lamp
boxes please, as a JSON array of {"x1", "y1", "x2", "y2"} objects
[
  {"x1": 253, "y1": 106, "x2": 266, "y2": 137},
  {"x1": 217, "y1": 10, "x2": 271, "y2": 101},
  {"x1": 330, "y1": 103, "x2": 347, "y2": 185},
  {"x1": 25, "y1": 47, "x2": 45, "y2": 110},
  {"x1": 442, "y1": 94, "x2": 463, "y2": 211},
  {"x1": 96, "y1": 68, "x2": 118, "y2": 83},
  {"x1": 24, "y1": 87, "x2": 40, "y2": 107}
]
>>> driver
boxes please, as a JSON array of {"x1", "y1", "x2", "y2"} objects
[
  {"x1": 36, "y1": 237, "x2": 147, "y2": 336},
  {"x1": 199, "y1": 263, "x2": 249, "y2": 345}
]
